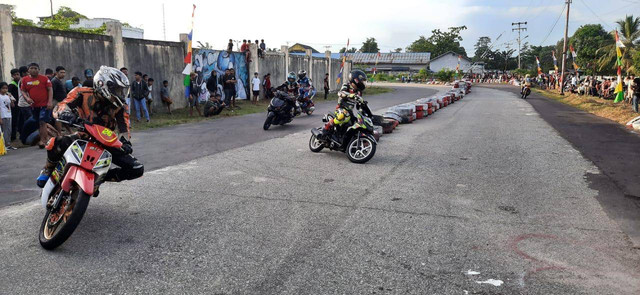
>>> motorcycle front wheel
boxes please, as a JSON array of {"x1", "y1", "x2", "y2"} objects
[
  {"x1": 39, "y1": 187, "x2": 91, "y2": 250},
  {"x1": 263, "y1": 112, "x2": 275, "y2": 130},
  {"x1": 346, "y1": 135, "x2": 376, "y2": 164}
]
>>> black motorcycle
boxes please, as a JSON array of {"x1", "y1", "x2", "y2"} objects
[
  {"x1": 263, "y1": 91, "x2": 297, "y2": 130},
  {"x1": 309, "y1": 100, "x2": 377, "y2": 163},
  {"x1": 521, "y1": 85, "x2": 531, "y2": 99}
]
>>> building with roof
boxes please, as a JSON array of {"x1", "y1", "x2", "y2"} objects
[
  {"x1": 428, "y1": 51, "x2": 475, "y2": 73},
  {"x1": 346, "y1": 52, "x2": 431, "y2": 72},
  {"x1": 288, "y1": 43, "x2": 319, "y2": 54}
]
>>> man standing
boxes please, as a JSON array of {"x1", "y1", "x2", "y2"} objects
[
  {"x1": 146, "y1": 78, "x2": 155, "y2": 116},
  {"x1": 251, "y1": 72, "x2": 261, "y2": 104},
  {"x1": 20, "y1": 63, "x2": 53, "y2": 148},
  {"x1": 130, "y1": 72, "x2": 150, "y2": 122},
  {"x1": 262, "y1": 73, "x2": 272, "y2": 99},
  {"x1": 206, "y1": 71, "x2": 218, "y2": 98},
  {"x1": 8, "y1": 69, "x2": 20, "y2": 141},
  {"x1": 223, "y1": 69, "x2": 236, "y2": 109},
  {"x1": 50, "y1": 66, "x2": 67, "y2": 132},
  {"x1": 189, "y1": 72, "x2": 202, "y2": 116},
  {"x1": 632, "y1": 76, "x2": 640, "y2": 113},
  {"x1": 260, "y1": 39, "x2": 266, "y2": 56},
  {"x1": 44, "y1": 68, "x2": 54, "y2": 80},
  {"x1": 323, "y1": 73, "x2": 330, "y2": 99}
]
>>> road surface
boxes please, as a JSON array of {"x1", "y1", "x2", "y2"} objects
[{"x1": 0, "y1": 85, "x2": 638, "y2": 294}]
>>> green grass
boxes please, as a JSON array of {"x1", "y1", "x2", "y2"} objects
[{"x1": 131, "y1": 99, "x2": 270, "y2": 131}]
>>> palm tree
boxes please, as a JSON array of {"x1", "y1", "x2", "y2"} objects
[{"x1": 597, "y1": 15, "x2": 640, "y2": 74}]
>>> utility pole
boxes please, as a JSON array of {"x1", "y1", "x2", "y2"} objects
[
  {"x1": 560, "y1": 0, "x2": 572, "y2": 95},
  {"x1": 49, "y1": 0, "x2": 54, "y2": 17},
  {"x1": 162, "y1": 3, "x2": 166, "y2": 41},
  {"x1": 512, "y1": 22, "x2": 527, "y2": 69}
]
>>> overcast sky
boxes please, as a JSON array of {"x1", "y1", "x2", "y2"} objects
[{"x1": 7, "y1": 0, "x2": 640, "y2": 56}]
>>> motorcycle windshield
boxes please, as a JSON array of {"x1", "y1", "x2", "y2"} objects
[{"x1": 271, "y1": 97, "x2": 286, "y2": 108}]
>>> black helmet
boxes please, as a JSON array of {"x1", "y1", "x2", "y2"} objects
[
  {"x1": 349, "y1": 70, "x2": 367, "y2": 92},
  {"x1": 298, "y1": 70, "x2": 307, "y2": 79}
]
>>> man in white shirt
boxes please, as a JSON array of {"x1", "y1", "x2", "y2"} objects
[{"x1": 251, "y1": 72, "x2": 261, "y2": 104}]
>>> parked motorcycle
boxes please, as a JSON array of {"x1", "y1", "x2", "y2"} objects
[
  {"x1": 298, "y1": 86, "x2": 316, "y2": 115},
  {"x1": 38, "y1": 119, "x2": 122, "y2": 250},
  {"x1": 264, "y1": 91, "x2": 297, "y2": 130},
  {"x1": 309, "y1": 99, "x2": 377, "y2": 163}
]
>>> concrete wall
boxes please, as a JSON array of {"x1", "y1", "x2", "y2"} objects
[
  {"x1": 12, "y1": 25, "x2": 114, "y2": 81},
  {"x1": 123, "y1": 38, "x2": 186, "y2": 109},
  {"x1": 259, "y1": 52, "x2": 286, "y2": 87}
]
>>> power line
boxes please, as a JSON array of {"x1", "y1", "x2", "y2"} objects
[
  {"x1": 538, "y1": 4, "x2": 566, "y2": 46},
  {"x1": 579, "y1": 0, "x2": 614, "y2": 31}
]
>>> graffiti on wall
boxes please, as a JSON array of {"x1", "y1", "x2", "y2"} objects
[{"x1": 192, "y1": 49, "x2": 248, "y2": 102}]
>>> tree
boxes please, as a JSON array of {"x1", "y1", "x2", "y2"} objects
[
  {"x1": 597, "y1": 15, "x2": 640, "y2": 74},
  {"x1": 473, "y1": 36, "x2": 492, "y2": 61},
  {"x1": 407, "y1": 26, "x2": 468, "y2": 57},
  {"x1": 9, "y1": 6, "x2": 35, "y2": 26},
  {"x1": 496, "y1": 49, "x2": 517, "y2": 71},
  {"x1": 12, "y1": 6, "x2": 106, "y2": 34},
  {"x1": 521, "y1": 45, "x2": 555, "y2": 73},
  {"x1": 360, "y1": 37, "x2": 379, "y2": 53},
  {"x1": 435, "y1": 69, "x2": 455, "y2": 82},
  {"x1": 339, "y1": 47, "x2": 357, "y2": 53},
  {"x1": 568, "y1": 24, "x2": 613, "y2": 74}
]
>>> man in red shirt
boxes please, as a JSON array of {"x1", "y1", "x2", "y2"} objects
[{"x1": 20, "y1": 63, "x2": 53, "y2": 148}]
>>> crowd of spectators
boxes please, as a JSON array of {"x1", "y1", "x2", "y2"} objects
[{"x1": 0, "y1": 64, "x2": 168, "y2": 153}]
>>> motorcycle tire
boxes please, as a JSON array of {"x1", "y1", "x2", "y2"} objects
[
  {"x1": 346, "y1": 135, "x2": 376, "y2": 164},
  {"x1": 39, "y1": 188, "x2": 91, "y2": 250},
  {"x1": 306, "y1": 110, "x2": 313, "y2": 116},
  {"x1": 263, "y1": 112, "x2": 275, "y2": 130},
  {"x1": 309, "y1": 134, "x2": 324, "y2": 153}
]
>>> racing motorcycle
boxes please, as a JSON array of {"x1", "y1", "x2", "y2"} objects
[
  {"x1": 298, "y1": 86, "x2": 316, "y2": 115},
  {"x1": 38, "y1": 119, "x2": 122, "y2": 250},
  {"x1": 264, "y1": 91, "x2": 297, "y2": 130},
  {"x1": 309, "y1": 99, "x2": 377, "y2": 163},
  {"x1": 521, "y1": 84, "x2": 531, "y2": 99}
]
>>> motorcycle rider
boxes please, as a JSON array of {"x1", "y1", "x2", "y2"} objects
[
  {"x1": 36, "y1": 66, "x2": 144, "y2": 189},
  {"x1": 277, "y1": 72, "x2": 301, "y2": 115},
  {"x1": 321, "y1": 70, "x2": 372, "y2": 139},
  {"x1": 521, "y1": 74, "x2": 532, "y2": 94},
  {"x1": 270, "y1": 87, "x2": 298, "y2": 119},
  {"x1": 297, "y1": 70, "x2": 312, "y2": 95}
]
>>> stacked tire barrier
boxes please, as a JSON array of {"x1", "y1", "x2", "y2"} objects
[{"x1": 375, "y1": 80, "x2": 472, "y2": 137}]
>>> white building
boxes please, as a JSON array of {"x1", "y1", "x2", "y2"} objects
[
  {"x1": 428, "y1": 51, "x2": 473, "y2": 73},
  {"x1": 70, "y1": 18, "x2": 144, "y2": 39}
]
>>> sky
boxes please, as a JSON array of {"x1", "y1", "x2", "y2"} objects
[{"x1": 6, "y1": 0, "x2": 640, "y2": 57}]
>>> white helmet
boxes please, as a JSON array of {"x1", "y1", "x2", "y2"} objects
[{"x1": 93, "y1": 66, "x2": 130, "y2": 108}]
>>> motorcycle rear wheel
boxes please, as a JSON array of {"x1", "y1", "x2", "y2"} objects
[
  {"x1": 39, "y1": 187, "x2": 91, "y2": 250},
  {"x1": 309, "y1": 134, "x2": 324, "y2": 152}
]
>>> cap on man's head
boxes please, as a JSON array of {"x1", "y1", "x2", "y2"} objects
[{"x1": 84, "y1": 68, "x2": 94, "y2": 77}]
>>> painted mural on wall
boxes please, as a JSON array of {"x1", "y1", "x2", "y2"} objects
[{"x1": 192, "y1": 49, "x2": 248, "y2": 101}]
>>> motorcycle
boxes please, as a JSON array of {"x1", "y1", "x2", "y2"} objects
[
  {"x1": 38, "y1": 119, "x2": 123, "y2": 249},
  {"x1": 298, "y1": 86, "x2": 316, "y2": 115},
  {"x1": 263, "y1": 92, "x2": 297, "y2": 130},
  {"x1": 309, "y1": 99, "x2": 377, "y2": 163},
  {"x1": 521, "y1": 85, "x2": 531, "y2": 99}
]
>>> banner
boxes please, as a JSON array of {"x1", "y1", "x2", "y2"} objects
[
  {"x1": 614, "y1": 30, "x2": 625, "y2": 103},
  {"x1": 183, "y1": 4, "x2": 196, "y2": 99},
  {"x1": 192, "y1": 50, "x2": 249, "y2": 101},
  {"x1": 336, "y1": 39, "x2": 350, "y2": 85}
]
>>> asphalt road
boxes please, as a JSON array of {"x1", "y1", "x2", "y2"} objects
[
  {"x1": 1, "y1": 85, "x2": 638, "y2": 294},
  {"x1": 0, "y1": 86, "x2": 437, "y2": 207}
]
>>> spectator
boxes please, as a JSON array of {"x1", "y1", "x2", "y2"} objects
[
  {"x1": 160, "y1": 80, "x2": 173, "y2": 114},
  {"x1": 241, "y1": 40, "x2": 251, "y2": 62},
  {"x1": 120, "y1": 67, "x2": 132, "y2": 123},
  {"x1": 203, "y1": 93, "x2": 225, "y2": 117},
  {"x1": 260, "y1": 39, "x2": 266, "y2": 56},
  {"x1": 64, "y1": 76, "x2": 80, "y2": 93},
  {"x1": 20, "y1": 63, "x2": 53, "y2": 148},
  {"x1": 255, "y1": 40, "x2": 263, "y2": 58},
  {"x1": 50, "y1": 66, "x2": 66, "y2": 103},
  {"x1": 82, "y1": 68, "x2": 94, "y2": 87},
  {"x1": 240, "y1": 40, "x2": 248, "y2": 52},
  {"x1": 8, "y1": 68, "x2": 20, "y2": 141},
  {"x1": 146, "y1": 78, "x2": 154, "y2": 116},
  {"x1": 251, "y1": 72, "x2": 260, "y2": 104},
  {"x1": 627, "y1": 76, "x2": 635, "y2": 104},
  {"x1": 143, "y1": 74, "x2": 149, "y2": 83},
  {"x1": 44, "y1": 68, "x2": 54, "y2": 80},
  {"x1": 632, "y1": 76, "x2": 640, "y2": 113},
  {"x1": 130, "y1": 71, "x2": 150, "y2": 122},
  {"x1": 15, "y1": 66, "x2": 32, "y2": 140},
  {"x1": 262, "y1": 73, "x2": 272, "y2": 99},
  {"x1": 227, "y1": 39, "x2": 234, "y2": 53},
  {"x1": 324, "y1": 73, "x2": 330, "y2": 100},
  {"x1": 222, "y1": 69, "x2": 236, "y2": 109},
  {"x1": 206, "y1": 71, "x2": 218, "y2": 97},
  {"x1": 120, "y1": 67, "x2": 129, "y2": 76},
  {"x1": 188, "y1": 72, "x2": 202, "y2": 116},
  {"x1": 0, "y1": 82, "x2": 16, "y2": 150}
]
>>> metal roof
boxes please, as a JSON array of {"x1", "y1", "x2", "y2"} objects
[{"x1": 346, "y1": 52, "x2": 431, "y2": 64}]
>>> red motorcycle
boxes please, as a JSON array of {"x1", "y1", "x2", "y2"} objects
[{"x1": 38, "y1": 119, "x2": 122, "y2": 250}]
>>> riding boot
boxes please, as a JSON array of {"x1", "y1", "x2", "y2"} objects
[{"x1": 36, "y1": 160, "x2": 57, "y2": 188}]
